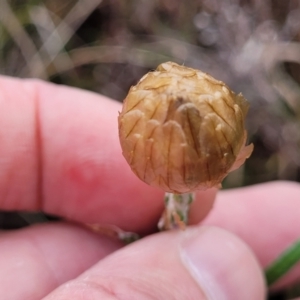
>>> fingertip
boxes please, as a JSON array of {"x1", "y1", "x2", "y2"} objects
[
  {"x1": 188, "y1": 188, "x2": 217, "y2": 225},
  {"x1": 180, "y1": 226, "x2": 266, "y2": 300},
  {"x1": 202, "y1": 181, "x2": 300, "y2": 289}
]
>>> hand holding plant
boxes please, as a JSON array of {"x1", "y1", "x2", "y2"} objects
[{"x1": 0, "y1": 75, "x2": 299, "y2": 299}]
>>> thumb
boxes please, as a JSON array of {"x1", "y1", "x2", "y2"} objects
[{"x1": 43, "y1": 226, "x2": 266, "y2": 299}]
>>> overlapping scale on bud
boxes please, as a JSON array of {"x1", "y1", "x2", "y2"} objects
[{"x1": 118, "y1": 62, "x2": 253, "y2": 193}]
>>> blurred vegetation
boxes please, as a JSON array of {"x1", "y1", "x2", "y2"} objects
[{"x1": 0, "y1": 0, "x2": 300, "y2": 298}]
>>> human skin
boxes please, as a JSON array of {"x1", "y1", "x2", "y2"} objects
[{"x1": 0, "y1": 75, "x2": 299, "y2": 299}]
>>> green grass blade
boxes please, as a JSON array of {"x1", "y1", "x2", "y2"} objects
[{"x1": 265, "y1": 239, "x2": 300, "y2": 286}]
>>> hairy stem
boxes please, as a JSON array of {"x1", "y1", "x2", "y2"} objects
[{"x1": 158, "y1": 192, "x2": 195, "y2": 230}]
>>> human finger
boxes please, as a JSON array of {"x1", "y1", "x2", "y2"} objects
[
  {"x1": 43, "y1": 226, "x2": 265, "y2": 300},
  {"x1": 0, "y1": 75, "x2": 162, "y2": 233},
  {"x1": 0, "y1": 222, "x2": 122, "y2": 299},
  {"x1": 202, "y1": 181, "x2": 300, "y2": 289}
]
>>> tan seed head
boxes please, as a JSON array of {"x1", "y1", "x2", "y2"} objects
[{"x1": 118, "y1": 62, "x2": 253, "y2": 193}]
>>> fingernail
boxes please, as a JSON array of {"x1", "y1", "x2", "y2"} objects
[{"x1": 180, "y1": 226, "x2": 265, "y2": 300}]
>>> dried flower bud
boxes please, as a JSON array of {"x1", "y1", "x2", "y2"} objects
[{"x1": 118, "y1": 62, "x2": 253, "y2": 193}]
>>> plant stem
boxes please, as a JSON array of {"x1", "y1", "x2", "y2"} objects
[
  {"x1": 158, "y1": 192, "x2": 195, "y2": 230},
  {"x1": 265, "y1": 238, "x2": 300, "y2": 286}
]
